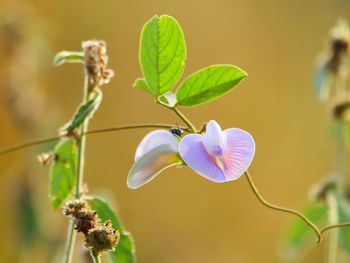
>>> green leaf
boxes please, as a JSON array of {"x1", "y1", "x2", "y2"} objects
[
  {"x1": 49, "y1": 139, "x2": 78, "y2": 209},
  {"x1": 63, "y1": 90, "x2": 102, "y2": 133},
  {"x1": 140, "y1": 15, "x2": 186, "y2": 96},
  {"x1": 133, "y1": 78, "x2": 151, "y2": 93},
  {"x1": 280, "y1": 202, "x2": 328, "y2": 261},
  {"x1": 175, "y1": 65, "x2": 247, "y2": 107},
  {"x1": 53, "y1": 51, "x2": 84, "y2": 66},
  {"x1": 88, "y1": 197, "x2": 135, "y2": 263},
  {"x1": 337, "y1": 195, "x2": 350, "y2": 252}
]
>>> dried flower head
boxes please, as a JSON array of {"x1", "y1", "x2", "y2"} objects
[
  {"x1": 63, "y1": 199, "x2": 119, "y2": 257},
  {"x1": 84, "y1": 220, "x2": 120, "y2": 256},
  {"x1": 82, "y1": 40, "x2": 114, "y2": 87},
  {"x1": 63, "y1": 199, "x2": 99, "y2": 234}
]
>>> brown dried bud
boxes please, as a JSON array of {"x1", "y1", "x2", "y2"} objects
[
  {"x1": 63, "y1": 199, "x2": 99, "y2": 234},
  {"x1": 37, "y1": 151, "x2": 56, "y2": 165},
  {"x1": 84, "y1": 220, "x2": 120, "y2": 256},
  {"x1": 63, "y1": 199, "x2": 88, "y2": 216},
  {"x1": 82, "y1": 40, "x2": 114, "y2": 87}
]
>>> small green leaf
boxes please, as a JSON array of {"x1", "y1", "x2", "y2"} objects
[
  {"x1": 158, "y1": 91, "x2": 177, "y2": 107},
  {"x1": 337, "y1": 195, "x2": 350, "y2": 252},
  {"x1": 63, "y1": 90, "x2": 102, "y2": 133},
  {"x1": 53, "y1": 51, "x2": 84, "y2": 66},
  {"x1": 140, "y1": 15, "x2": 186, "y2": 96},
  {"x1": 280, "y1": 202, "x2": 328, "y2": 261},
  {"x1": 175, "y1": 65, "x2": 247, "y2": 107},
  {"x1": 133, "y1": 78, "x2": 151, "y2": 93},
  {"x1": 88, "y1": 197, "x2": 135, "y2": 263},
  {"x1": 49, "y1": 139, "x2": 78, "y2": 209}
]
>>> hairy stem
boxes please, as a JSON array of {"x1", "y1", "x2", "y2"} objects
[
  {"x1": 63, "y1": 75, "x2": 92, "y2": 263},
  {"x1": 0, "y1": 123, "x2": 189, "y2": 156},
  {"x1": 244, "y1": 171, "x2": 322, "y2": 243}
]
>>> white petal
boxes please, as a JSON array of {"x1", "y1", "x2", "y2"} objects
[
  {"x1": 202, "y1": 120, "x2": 227, "y2": 156},
  {"x1": 135, "y1": 130, "x2": 179, "y2": 161},
  {"x1": 128, "y1": 144, "x2": 181, "y2": 189}
]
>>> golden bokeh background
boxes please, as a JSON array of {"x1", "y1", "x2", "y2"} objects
[{"x1": 0, "y1": 0, "x2": 349, "y2": 262}]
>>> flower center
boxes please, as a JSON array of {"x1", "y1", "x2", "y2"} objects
[{"x1": 214, "y1": 156, "x2": 225, "y2": 171}]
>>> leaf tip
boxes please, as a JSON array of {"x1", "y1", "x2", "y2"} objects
[{"x1": 53, "y1": 51, "x2": 84, "y2": 66}]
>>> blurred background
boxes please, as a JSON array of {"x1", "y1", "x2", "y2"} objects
[{"x1": 0, "y1": 0, "x2": 349, "y2": 262}]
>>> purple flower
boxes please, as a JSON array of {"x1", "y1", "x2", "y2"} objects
[
  {"x1": 127, "y1": 130, "x2": 182, "y2": 189},
  {"x1": 179, "y1": 120, "x2": 255, "y2": 182},
  {"x1": 128, "y1": 120, "x2": 255, "y2": 189}
]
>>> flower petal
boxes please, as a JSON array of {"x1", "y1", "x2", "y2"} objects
[
  {"x1": 202, "y1": 120, "x2": 227, "y2": 156},
  {"x1": 179, "y1": 134, "x2": 226, "y2": 182},
  {"x1": 128, "y1": 144, "x2": 181, "y2": 189},
  {"x1": 135, "y1": 130, "x2": 179, "y2": 161},
  {"x1": 220, "y1": 128, "x2": 255, "y2": 181}
]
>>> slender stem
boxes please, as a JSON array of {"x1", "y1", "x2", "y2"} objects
[
  {"x1": 324, "y1": 122, "x2": 344, "y2": 263},
  {"x1": 244, "y1": 170, "x2": 322, "y2": 243},
  {"x1": 0, "y1": 124, "x2": 189, "y2": 156},
  {"x1": 171, "y1": 107, "x2": 197, "y2": 133},
  {"x1": 0, "y1": 136, "x2": 60, "y2": 155},
  {"x1": 335, "y1": 123, "x2": 346, "y2": 193},
  {"x1": 62, "y1": 220, "x2": 76, "y2": 263},
  {"x1": 326, "y1": 190, "x2": 339, "y2": 263},
  {"x1": 88, "y1": 123, "x2": 189, "y2": 135},
  {"x1": 63, "y1": 75, "x2": 91, "y2": 263},
  {"x1": 90, "y1": 252, "x2": 101, "y2": 263},
  {"x1": 75, "y1": 79, "x2": 90, "y2": 198},
  {"x1": 156, "y1": 100, "x2": 197, "y2": 132}
]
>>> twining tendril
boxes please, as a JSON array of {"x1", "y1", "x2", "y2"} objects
[
  {"x1": 244, "y1": 170, "x2": 350, "y2": 243},
  {"x1": 244, "y1": 170, "x2": 322, "y2": 243},
  {"x1": 321, "y1": 222, "x2": 350, "y2": 235},
  {"x1": 0, "y1": 123, "x2": 189, "y2": 156}
]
